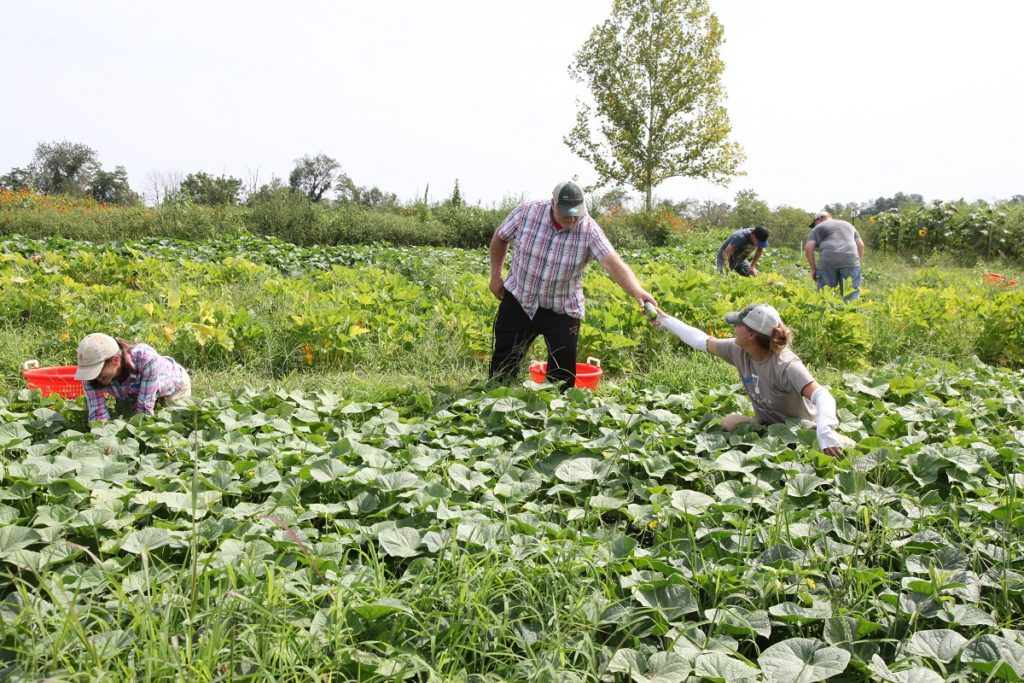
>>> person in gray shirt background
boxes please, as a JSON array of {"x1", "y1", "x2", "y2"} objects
[
  {"x1": 717, "y1": 225, "x2": 769, "y2": 276},
  {"x1": 805, "y1": 211, "x2": 865, "y2": 300}
]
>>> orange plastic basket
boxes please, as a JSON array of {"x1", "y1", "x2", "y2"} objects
[
  {"x1": 984, "y1": 271, "x2": 1019, "y2": 287},
  {"x1": 22, "y1": 361, "x2": 84, "y2": 399},
  {"x1": 528, "y1": 357, "x2": 603, "y2": 390}
]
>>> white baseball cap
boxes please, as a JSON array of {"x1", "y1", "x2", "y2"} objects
[
  {"x1": 809, "y1": 210, "x2": 831, "y2": 228},
  {"x1": 74, "y1": 333, "x2": 119, "y2": 380},
  {"x1": 724, "y1": 304, "x2": 782, "y2": 336}
]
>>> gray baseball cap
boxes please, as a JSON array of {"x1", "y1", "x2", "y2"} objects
[{"x1": 724, "y1": 304, "x2": 782, "y2": 336}]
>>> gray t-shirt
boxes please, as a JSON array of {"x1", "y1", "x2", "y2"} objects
[
  {"x1": 807, "y1": 219, "x2": 861, "y2": 269},
  {"x1": 713, "y1": 339, "x2": 816, "y2": 424},
  {"x1": 718, "y1": 228, "x2": 757, "y2": 265}
]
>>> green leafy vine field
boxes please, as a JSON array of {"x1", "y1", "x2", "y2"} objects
[{"x1": 2, "y1": 233, "x2": 1024, "y2": 681}]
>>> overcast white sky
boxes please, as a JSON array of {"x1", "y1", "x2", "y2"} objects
[{"x1": 2, "y1": 1, "x2": 1021, "y2": 211}]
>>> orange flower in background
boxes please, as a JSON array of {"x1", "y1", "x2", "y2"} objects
[
  {"x1": 0, "y1": 189, "x2": 112, "y2": 212},
  {"x1": 918, "y1": 229, "x2": 928, "y2": 237},
  {"x1": 302, "y1": 344, "x2": 314, "y2": 364}
]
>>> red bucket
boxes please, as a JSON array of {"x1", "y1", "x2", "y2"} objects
[
  {"x1": 22, "y1": 361, "x2": 84, "y2": 399},
  {"x1": 528, "y1": 357, "x2": 603, "y2": 390}
]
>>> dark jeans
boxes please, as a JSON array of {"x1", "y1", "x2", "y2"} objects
[
  {"x1": 489, "y1": 293, "x2": 581, "y2": 391},
  {"x1": 716, "y1": 253, "x2": 753, "y2": 277}
]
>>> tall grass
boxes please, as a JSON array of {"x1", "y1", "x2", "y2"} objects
[
  {"x1": 0, "y1": 532, "x2": 631, "y2": 680},
  {"x1": 1, "y1": 191, "x2": 673, "y2": 250}
]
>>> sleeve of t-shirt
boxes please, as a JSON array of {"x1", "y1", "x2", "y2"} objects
[
  {"x1": 587, "y1": 221, "x2": 614, "y2": 261},
  {"x1": 854, "y1": 228, "x2": 862, "y2": 241},
  {"x1": 807, "y1": 226, "x2": 822, "y2": 243},
  {"x1": 496, "y1": 203, "x2": 527, "y2": 242},
  {"x1": 720, "y1": 230, "x2": 737, "y2": 250},
  {"x1": 729, "y1": 230, "x2": 749, "y2": 250},
  {"x1": 83, "y1": 383, "x2": 111, "y2": 422},
  {"x1": 783, "y1": 357, "x2": 816, "y2": 395},
  {"x1": 711, "y1": 338, "x2": 741, "y2": 367}
]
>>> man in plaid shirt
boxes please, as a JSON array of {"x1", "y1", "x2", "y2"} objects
[{"x1": 488, "y1": 181, "x2": 656, "y2": 390}]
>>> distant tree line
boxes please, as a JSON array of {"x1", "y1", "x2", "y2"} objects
[
  {"x1": 4, "y1": 138, "x2": 1021, "y2": 254},
  {"x1": 1, "y1": 142, "x2": 403, "y2": 210},
  {"x1": 589, "y1": 187, "x2": 1023, "y2": 250}
]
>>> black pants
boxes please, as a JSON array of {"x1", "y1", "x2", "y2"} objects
[{"x1": 489, "y1": 293, "x2": 581, "y2": 391}]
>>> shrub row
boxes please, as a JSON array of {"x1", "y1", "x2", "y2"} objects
[{"x1": 1, "y1": 189, "x2": 673, "y2": 250}]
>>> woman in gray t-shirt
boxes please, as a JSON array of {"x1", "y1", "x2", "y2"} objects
[{"x1": 650, "y1": 303, "x2": 847, "y2": 456}]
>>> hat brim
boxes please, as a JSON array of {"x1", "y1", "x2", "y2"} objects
[
  {"x1": 74, "y1": 363, "x2": 103, "y2": 381},
  {"x1": 724, "y1": 311, "x2": 743, "y2": 326},
  {"x1": 558, "y1": 203, "x2": 585, "y2": 216},
  {"x1": 758, "y1": 240, "x2": 769, "y2": 248}
]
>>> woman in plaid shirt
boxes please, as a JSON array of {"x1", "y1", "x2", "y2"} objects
[
  {"x1": 74, "y1": 333, "x2": 191, "y2": 423},
  {"x1": 488, "y1": 181, "x2": 656, "y2": 390}
]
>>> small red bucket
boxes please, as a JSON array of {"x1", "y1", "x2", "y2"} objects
[
  {"x1": 22, "y1": 360, "x2": 84, "y2": 399},
  {"x1": 529, "y1": 357, "x2": 603, "y2": 390}
]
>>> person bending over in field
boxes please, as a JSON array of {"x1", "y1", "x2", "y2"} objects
[
  {"x1": 650, "y1": 303, "x2": 847, "y2": 456},
  {"x1": 75, "y1": 333, "x2": 191, "y2": 423},
  {"x1": 717, "y1": 224, "x2": 769, "y2": 277},
  {"x1": 805, "y1": 210, "x2": 865, "y2": 300}
]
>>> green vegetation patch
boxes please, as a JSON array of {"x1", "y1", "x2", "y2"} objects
[{"x1": 1, "y1": 357, "x2": 1023, "y2": 680}]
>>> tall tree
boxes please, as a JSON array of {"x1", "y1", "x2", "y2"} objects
[
  {"x1": 822, "y1": 201, "x2": 861, "y2": 220},
  {"x1": 730, "y1": 189, "x2": 770, "y2": 228},
  {"x1": 0, "y1": 167, "x2": 34, "y2": 191},
  {"x1": 335, "y1": 175, "x2": 398, "y2": 208},
  {"x1": 769, "y1": 205, "x2": 816, "y2": 248},
  {"x1": 694, "y1": 198, "x2": 732, "y2": 228},
  {"x1": 448, "y1": 179, "x2": 464, "y2": 207},
  {"x1": 289, "y1": 153, "x2": 339, "y2": 202},
  {"x1": 144, "y1": 169, "x2": 183, "y2": 206},
  {"x1": 857, "y1": 192, "x2": 924, "y2": 217},
  {"x1": 566, "y1": 0, "x2": 744, "y2": 211},
  {"x1": 30, "y1": 140, "x2": 100, "y2": 195},
  {"x1": 89, "y1": 166, "x2": 139, "y2": 205},
  {"x1": 593, "y1": 187, "x2": 634, "y2": 215},
  {"x1": 178, "y1": 172, "x2": 242, "y2": 205}
]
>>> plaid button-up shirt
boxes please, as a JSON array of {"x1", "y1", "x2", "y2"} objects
[
  {"x1": 497, "y1": 200, "x2": 613, "y2": 319},
  {"x1": 82, "y1": 343, "x2": 188, "y2": 422}
]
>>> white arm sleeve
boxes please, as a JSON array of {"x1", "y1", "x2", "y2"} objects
[
  {"x1": 657, "y1": 315, "x2": 709, "y2": 352},
  {"x1": 810, "y1": 386, "x2": 842, "y2": 450}
]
